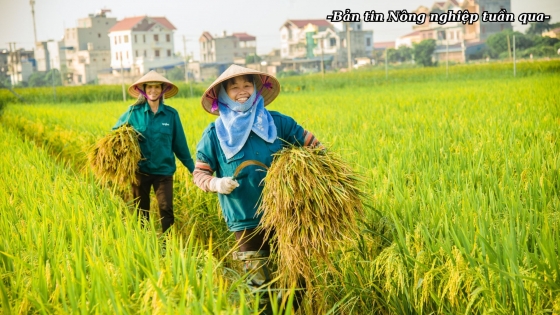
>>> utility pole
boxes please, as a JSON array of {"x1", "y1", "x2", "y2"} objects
[
  {"x1": 346, "y1": 22, "x2": 352, "y2": 71},
  {"x1": 506, "y1": 34, "x2": 512, "y2": 60},
  {"x1": 384, "y1": 48, "x2": 388, "y2": 79},
  {"x1": 513, "y1": 34, "x2": 516, "y2": 77},
  {"x1": 461, "y1": 39, "x2": 466, "y2": 63},
  {"x1": 7, "y1": 43, "x2": 13, "y2": 85},
  {"x1": 182, "y1": 35, "x2": 193, "y2": 97},
  {"x1": 29, "y1": 0, "x2": 38, "y2": 48},
  {"x1": 446, "y1": 37, "x2": 449, "y2": 79},
  {"x1": 120, "y1": 53, "x2": 126, "y2": 102},
  {"x1": 51, "y1": 58, "x2": 57, "y2": 102},
  {"x1": 191, "y1": 50, "x2": 195, "y2": 94},
  {"x1": 9, "y1": 43, "x2": 18, "y2": 85},
  {"x1": 320, "y1": 35, "x2": 325, "y2": 79}
]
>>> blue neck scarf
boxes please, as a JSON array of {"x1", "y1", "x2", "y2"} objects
[{"x1": 215, "y1": 85, "x2": 277, "y2": 159}]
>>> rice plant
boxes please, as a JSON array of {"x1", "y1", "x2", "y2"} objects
[
  {"x1": 0, "y1": 124, "x2": 261, "y2": 314},
  {"x1": 1, "y1": 60, "x2": 558, "y2": 314},
  {"x1": 257, "y1": 146, "x2": 365, "y2": 292},
  {"x1": 87, "y1": 124, "x2": 143, "y2": 187}
]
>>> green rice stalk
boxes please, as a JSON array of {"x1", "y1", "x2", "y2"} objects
[
  {"x1": 257, "y1": 145, "x2": 365, "y2": 289},
  {"x1": 87, "y1": 124, "x2": 143, "y2": 187}
]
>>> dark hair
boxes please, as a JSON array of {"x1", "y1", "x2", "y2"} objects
[{"x1": 222, "y1": 74, "x2": 254, "y2": 90}]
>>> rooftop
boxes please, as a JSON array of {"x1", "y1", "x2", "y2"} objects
[{"x1": 109, "y1": 16, "x2": 176, "y2": 32}]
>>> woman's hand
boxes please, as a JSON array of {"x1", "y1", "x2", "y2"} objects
[{"x1": 209, "y1": 177, "x2": 239, "y2": 194}]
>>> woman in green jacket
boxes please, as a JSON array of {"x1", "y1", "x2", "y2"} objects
[
  {"x1": 114, "y1": 71, "x2": 194, "y2": 233},
  {"x1": 193, "y1": 65, "x2": 322, "y2": 313}
]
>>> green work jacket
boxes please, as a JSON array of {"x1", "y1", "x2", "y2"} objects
[
  {"x1": 196, "y1": 111, "x2": 307, "y2": 231},
  {"x1": 113, "y1": 102, "x2": 194, "y2": 176}
]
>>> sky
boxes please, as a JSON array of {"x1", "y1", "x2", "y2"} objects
[{"x1": 1, "y1": 0, "x2": 559, "y2": 60}]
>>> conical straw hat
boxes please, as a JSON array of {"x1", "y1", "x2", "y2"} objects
[
  {"x1": 201, "y1": 64, "x2": 280, "y2": 115},
  {"x1": 128, "y1": 70, "x2": 179, "y2": 99}
]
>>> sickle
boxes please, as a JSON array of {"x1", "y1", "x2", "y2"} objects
[{"x1": 232, "y1": 160, "x2": 269, "y2": 180}]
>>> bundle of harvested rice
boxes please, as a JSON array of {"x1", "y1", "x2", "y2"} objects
[
  {"x1": 87, "y1": 124, "x2": 143, "y2": 187},
  {"x1": 256, "y1": 145, "x2": 365, "y2": 288}
]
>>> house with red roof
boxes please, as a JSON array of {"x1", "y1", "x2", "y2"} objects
[
  {"x1": 373, "y1": 41, "x2": 396, "y2": 51},
  {"x1": 395, "y1": 0, "x2": 511, "y2": 62},
  {"x1": 405, "y1": 0, "x2": 513, "y2": 45},
  {"x1": 396, "y1": 30, "x2": 425, "y2": 49},
  {"x1": 199, "y1": 31, "x2": 257, "y2": 64},
  {"x1": 279, "y1": 19, "x2": 335, "y2": 60},
  {"x1": 107, "y1": 16, "x2": 182, "y2": 76},
  {"x1": 542, "y1": 27, "x2": 560, "y2": 39},
  {"x1": 280, "y1": 19, "x2": 373, "y2": 70}
]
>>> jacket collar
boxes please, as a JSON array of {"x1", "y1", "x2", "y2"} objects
[{"x1": 142, "y1": 102, "x2": 166, "y2": 115}]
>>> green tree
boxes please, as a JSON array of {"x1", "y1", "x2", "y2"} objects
[
  {"x1": 526, "y1": 21, "x2": 556, "y2": 36},
  {"x1": 14, "y1": 81, "x2": 28, "y2": 88},
  {"x1": 519, "y1": 45, "x2": 558, "y2": 58},
  {"x1": 397, "y1": 46, "x2": 413, "y2": 62},
  {"x1": 45, "y1": 69, "x2": 62, "y2": 86},
  {"x1": 413, "y1": 39, "x2": 436, "y2": 67},
  {"x1": 385, "y1": 48, "x2": 399, "y2": 63},
  {"x1": 532, "y1": 35, "x2": 560, "y2": 47},
  {"x1": 27, "y1": 71, "x2": 48, "y2": 87},
  {"x1": 371, "y1": 49, "x2": 384, "y2": 64},
  {"x1": 486, "y1": 30, "x2": 533, "y2": 58},
  {"x1": 0, "y1": 77, "x2": 10, "y2": 87},
  {"x1": 245, "y1": 54, "x2": 261, "y2": 64},
  {"x1": 166, "y1": 66, "x2": 185, "y2": 81}
]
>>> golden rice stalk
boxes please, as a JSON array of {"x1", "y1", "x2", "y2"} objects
[
  {"x1": 87, "y1": 124, "x2": 143, "y2": 187},
  {"x1": 257, "y1": 146, "x2": 365, "y2": 289}
]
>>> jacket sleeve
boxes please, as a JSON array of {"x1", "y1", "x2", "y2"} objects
[
  {"x1": 276, "y1": 113, "x2": 323, "y2": 148},
  {"x1": 112, "y1": 108, "x2": 131, "y2": 130},
  {"x1": 193, "y1": 126, "x2": 218, "y2": 192}
]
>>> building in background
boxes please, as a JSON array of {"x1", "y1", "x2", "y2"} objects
[
  {"x1": 396, "y1": 0, "x2": 512, "y2": 62},
  {"x1": 333, "y1": 21, "x2": 374, "y2": 68},
  {"x1": 61, "y1": 9, "x2": 117, "y2": 84},
  {"x1": 186, "y1": 61, "x2": 227, "y2": 83},
  {"x1": 542, "y1": 27, "x2": 560, "y2": 38},
  {"x1": 279, "y1": 19, "x2": 334, "y2": 60},
  {"x1": 0, "y1": 49, "x2": 9, "y2": 84},
  {"x1": 35, "y1": 40, "x2": 67, "y2": 78},
  {"x1": 199, "y1": 31, "x2": 257, "y2": 64},
  {"x1": 6, "y1": 49, "x2": 35, "y2": 85},
  {"x1": 396, "y1": 30, "x2": 424, "y2": 48},
  {"x1": 257, "y1": 49, "x2": 283, "y2": 76},
  {"x1": 279, "y1": 19, "x2": 373, "y2": 71},
  {"x1": 106, "y1": 15, "x2": 181, "y2": 83},
  {"x1": 373, "y1": 41, "x2": 396, "y2": 52},
  {"x1": 193, "y1": 31, "x2": 257, "y2": 82},
  {"x1": 462, "y1": 0, "x2": 512, "y2": 41}
]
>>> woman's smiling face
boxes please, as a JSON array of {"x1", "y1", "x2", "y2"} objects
[
  {"x1": 145, "y1": 83, "x2": 163, "y2": 101},
  {"x1": 225, "y1": 75, "x2": 254, "y2": 104}
]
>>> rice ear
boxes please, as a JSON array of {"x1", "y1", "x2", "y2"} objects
[
  {"x1": 256, "y1": 145, "x2": 365, "y2": 291},
  {"x1": 87, "y1": 124, "x2": 143, "y2": 187}
]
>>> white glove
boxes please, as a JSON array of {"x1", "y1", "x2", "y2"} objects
[{"x1": 209, "y1": 177, "x2": 239, "y2": 194}]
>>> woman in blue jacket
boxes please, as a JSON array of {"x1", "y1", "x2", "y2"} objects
[
  {"x1": 193, "y1": 65, "x2": 322, "y2": 313},
  {"x1": 114, "y1": 71, "x2": 194, "y2": 233}
]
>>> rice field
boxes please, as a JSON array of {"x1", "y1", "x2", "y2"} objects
[{"x1": 1, "y1": 61, "x2": 559, "y2": 314}]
